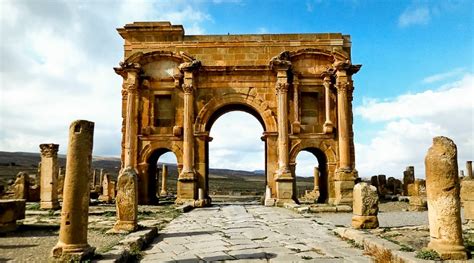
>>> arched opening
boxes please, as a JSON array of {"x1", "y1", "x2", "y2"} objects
[
  {"x1": 294, "y1": 148, "x2": 328, "y2": 203},
  {"x1": 146, "y1": 148, "x2": 178, "y2": 204},
  {"x1": 206, "y1": 104, "x2": 266, "y2": 203}
]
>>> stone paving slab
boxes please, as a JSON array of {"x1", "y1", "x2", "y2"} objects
[{"x1": 140, "y1": 205, "x2": 373, "y2": 262}]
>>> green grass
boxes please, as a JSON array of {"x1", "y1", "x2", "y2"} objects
[{"x1": 415, "y1": 249, "x2": 441, "y2": 260}]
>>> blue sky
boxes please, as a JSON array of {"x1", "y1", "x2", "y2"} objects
[{"x1": 0, "y1": 0, "x2": 472, "y2": 178}]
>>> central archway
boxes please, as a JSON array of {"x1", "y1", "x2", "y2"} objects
[{"x1": 207, "y1": 110, "x2": 265, "y2": 202}]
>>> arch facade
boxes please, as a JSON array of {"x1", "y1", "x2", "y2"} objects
[{"x1": 115, "y1": 21, "x2": 361, "y2": 206}]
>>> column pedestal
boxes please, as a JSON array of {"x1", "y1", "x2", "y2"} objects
[{"x1": 334, "y1": 168, "x2": 357, "y2": 205}]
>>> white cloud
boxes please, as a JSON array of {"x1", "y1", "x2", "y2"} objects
[
  {"x1": 0, "y1": 0, "x2": 213, "y2": 157},
  {"x1": 422, "y1": 67, "x2": 466, "y2": 84},
  {"x1": 398, "y1": 6, "x2": 431, "y2": 27},
  {"x1": 355, "y1": 73, "x2": 474, "y2": 178}
]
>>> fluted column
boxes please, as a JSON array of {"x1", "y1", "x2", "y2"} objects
[
  {"x1": 123, "y1": 70, "x2": 139, "y2": 169},
  {"x1": 270, "y1": 51, "x2": 294, "y2": 205},
  {"x1": 321, "y1": 70, "x2": 334, "y2": 134},
  {"x1": 333, "y1": 60, "x2": 361, "y2": 205},
  {"x1": 176, "y1": 60, "x2": 201, "y2": 204},
  {"x1": 181, "y1": 80, "x2": 195, "y2": 179},
  {"x1": 276, "y1": 79, "x2": 290, "y2": 176}
]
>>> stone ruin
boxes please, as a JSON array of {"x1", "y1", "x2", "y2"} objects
[{"x1": 352, "y1": 182, "x2": 379, "y2": 229}]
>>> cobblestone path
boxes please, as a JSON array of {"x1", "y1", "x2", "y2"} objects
[{"x1": 141, "y1": 205, "x2": 372, "y2": 262}]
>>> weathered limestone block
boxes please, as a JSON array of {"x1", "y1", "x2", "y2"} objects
[
  {"x1": 425, "y1": 136, "x2": 467, "y2": 260},
  {"x1": 110, "y1": 181, "x2": 116, "y2": 199},
  {"x1": 51, "y1": 120, "x2": 95, "y2": 261},
  {"x1": 39, "y1": 143, "x2": 60, "y2": 210},
  {"x1": 112, "y1": 167, "x2": 138, "y2": 233},
  {"x1": 352, "y1": 182, "x2": 379, "y2": 229},
  {"x1": 0, "y1": 199, "x2": 26, "y2": 233},
  {"x1": 377, "y1": 174, "x2": 387, "y2": 196},
  {"x1": 13, "y1": 172, "x2": 29, "y2": 200},
  {"x1": 407, "y1": 183, "x2": 415, "y2": 196},
  {"x1": 98, "y1": 173, "x2": 112, "y2": 203},
  {"x1": 403, "y1": 166, "x2": 415, "y2": 196},
  {"x1": 370, "y1": 175, "x2": 379, "y2": 194},
  {"x1": 409, "y1": 179, "x2": 427, "y2": 211}
]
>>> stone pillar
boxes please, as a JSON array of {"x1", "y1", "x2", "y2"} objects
[
  {"x1": 333, "y1": 61, "x2": 361, "y2": 205},
  {"x1": 425, "y1": 136, "x2": 466, "y2": 260},
  {"x1": 92, "y1": 169, "x2": 97, "y2": 187},
  {"x1": 409, "y1": 179, "x2": 427, "y2": 211},
  {"x1": 467, "y1": 161, "x2": 473, "y2": 178},
  {"x1": 313, "y1": 167, "x2": 320, "y2": 192},
  {"x1": 377, "y1": 174, "x2": 387, "y2": 196},
  {"x1": 321, "y1": 70, "x2": 334, "y2": 133},
  {"x1": 52, "y1": 120, "x2": 95, "y2": 260},
  {"x1": 270, "y1": 53, "x2": 294, "y2": 205},
  {"x1": 13, "y1": 172, "x2": 29, "y2": 200},
  {"x1": 98, "y1": 173, "x2": 112, "y2": 203},
  {"x1": 39, "y1": 143, "x2": 60, "y2": 210},
  {"x1": 352, "y1": 182, "x2": 379, "y2": 229},
  {"x1": 176, "y1": 60, "x2": 200, "y2": 204},
  {"x1": 99, "y1": 169, "x2": 104, "y2": 188},
  {"x1": 461, "y1": 160, "x2": 474, "y2": 226},
  {"x1": 160, "y1": 164, "x2": 168, "y2": 197},
  {"x1": 112, "y1": 167, "x2": 138, "y2": 233},
  {"x1": 403, "y1": 166, "x2": 415, "y2": 196}
]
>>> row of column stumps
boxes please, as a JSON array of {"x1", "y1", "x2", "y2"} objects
[{"x1": 350, "y1": 136, "x2": 469, "y2": 260}]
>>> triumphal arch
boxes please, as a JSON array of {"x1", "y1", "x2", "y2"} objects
[{"x1": 115, "y1": 22, "x2": 361, "y2": 207}]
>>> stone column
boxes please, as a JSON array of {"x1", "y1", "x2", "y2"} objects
[
  {"x1": 409, "y1": 179, "x2": 427, "y2": 211},
  {"x1": 112, "y1": 167, "x2": 138, "y2": 233},
  {"x1": 313, "y1": 167, "x2": 320, "y2": 192},
  {"x1": 39, "y1": 143, "x2": 60, "y2": 210},
  {"x1": 98, "y1": 173, "x2": 112, "y2": 203},
  {"x1": 333, "y1": 61, "x2": 361, "y2": 205},
  {"x1": 321, "y1": 70, "x2": 334, "y2": 133},
  {"x1": 52, "y1": 120, "x2": 95, "y2": 261},
  {"x1": 92, "y1": 169, "x2": 97, "y2": 187},
  {"x1": 13, "y1": 172, "x2": 29, "y2": 200},
  {"x1": 403, "y1": 166, "x2": 415, "y2": 196},
  {"x1": 467, "y1": 161, "x2": 473, "y2": 178},
  {"x1": 425, "y1": 136, "x2": 466, "y2": 260},
  {"x1": 176, "y1": 60, "x2": 200, "y2": 204},
  {"x1": 99, "y1": 169, "x2": 104, "y2": 188},
  {"x1": 270, "y1": 53, "x2": 294, "y2": 205},
  {"x1": 160, "y1": 164, "x2": 168, "y2": 196},
  {"x1": 352, "y1": 182, "x2": 379, "y2": 229}
]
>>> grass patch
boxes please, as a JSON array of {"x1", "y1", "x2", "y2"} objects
[
  {"x1": 399, "y1": 244, "x2": 415, "y2": 252},
  {"x1": 365, "y1": 245, "x2": 392, "y2": 263},
  {"x1": 415, "y1": 249, "x2": 441, "y2": 260},
  {"x1": 128, "y1": 243, "x2": 143, "y2": 261},
  {"x1": 103, "y1": 211, "x2": 115, "y2": 217},
  {"x1": 26, "y1": 203, "x2": 40, "y2": 210},
  {"x1": 301, "y1": 255, "x2": 313, "y2": 260},
  {"x1": 347, "y1": 239, "x2": 364, "y2": 250}
]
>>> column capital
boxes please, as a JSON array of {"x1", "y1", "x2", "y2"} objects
[
  {"x1": 336, "y1": 81, "x2": 353, "y2": 93},
  {"x1": 320, "y1": 67, "x2": 336, "y2": 81},
  {"x1": 182, "y1": 83, "x2": 194, "y2": 94},
  {"x1": 114, "y1": 62, "x2": 141, "y2": 78},
  {"x1": 40, "y1": 143, "x2": 59, "y2": 158},
  {"x1": 275, "y1": 82, "x2": 289, "y2": 93}
]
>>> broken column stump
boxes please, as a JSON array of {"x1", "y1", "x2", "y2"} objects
[
  {"x1": 425, "y1": 136, "x2": 467, "y2": 260},
  {"x1": 352, "y1": 182, "x2": 379, "y2": 229},
  {"x1": 112, "y1": 167, "x2": 138, "y2": 233}
]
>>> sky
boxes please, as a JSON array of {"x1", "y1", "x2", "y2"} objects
[{"x1": 0, "y1": 0, "x2": 473, "y2": 179}]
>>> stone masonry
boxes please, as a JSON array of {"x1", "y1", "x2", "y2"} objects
[
  {"x1": 352, "y1": 182, "x2": 379, "y2": 229},
  {"x1": 115, "y1": 21, "x2": 361, "y2": 208}
]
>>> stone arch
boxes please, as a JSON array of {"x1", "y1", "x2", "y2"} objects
[
  {"x1": 195, "y1": 92, "x2": 277, "y2": 133},
  {"x1": 288, "y1": 48, "x2": 349, "y2": 62},
  {"x1": 290, "y1": 140, "x2": 336, "y2": 203},
  {"x1": 140, "y1": 142, "x2": 183, "y2": 166},
  {"x1": 124, "y1": 50, "x2": 195, "y2": 65}
]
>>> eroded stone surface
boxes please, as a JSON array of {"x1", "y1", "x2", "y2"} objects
[
  {"x1": 141, "y1": 205, "x2": 372, "y2": 262},
  {"x1": 51, "y1": 120, "x2": 95, "y2": 261},
  {"x1": 352, "y1": 182, "x2": 379, "y2": 229},
  {"x1": 0, "y1": 199, "x2": 25, "y2": 233},
  {"x1": 425, "y1": 136, "x2": 467, "y2": 260}
]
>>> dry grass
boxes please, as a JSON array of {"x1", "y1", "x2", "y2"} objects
[{"x1": 364, "y1": 244, "x2": 393, "y2": 263}]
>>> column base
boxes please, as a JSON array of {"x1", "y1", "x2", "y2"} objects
[
  {"x1": 275, "y1": 171, "x2": 294, "y2": 204},
  {"x1": 334, "y1": 168, "x2": 357, "y2": 206},
  {"x1": 323, "y1": 122, "x2": 334, "y2": 133},
  {"x1": 51, "y1": 242, "x2": 95, "y2": 262},
  {"x1": 427, "y1": 240, "x2": 468, "y2": 260},
  {"x1": 110, "y1": 220, "x2": 138, "y2": 234},
  {"x1": 352, "y1": 215, "x2": 379, "y2": 229},
  {"x1": 159, "y1": 191, "x2": 168, "y2": 197},
  {"x1": 40, "y1": 201, "x2": 60, "y2": 210},
  {"x1": 194, "y1": 197, "x2": 212, "y2": 208},
  {"x1": 177, "y1": 171, "x2": 196, "y2": 203}
]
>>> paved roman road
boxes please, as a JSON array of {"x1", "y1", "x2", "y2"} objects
[{"x1": 141, "y1": 205, "x2": 372, "y2": 262}]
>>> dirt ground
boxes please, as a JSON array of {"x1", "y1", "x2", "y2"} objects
[{"x1": 0, "y1": 203, "x2": 180, "y2": 263}]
